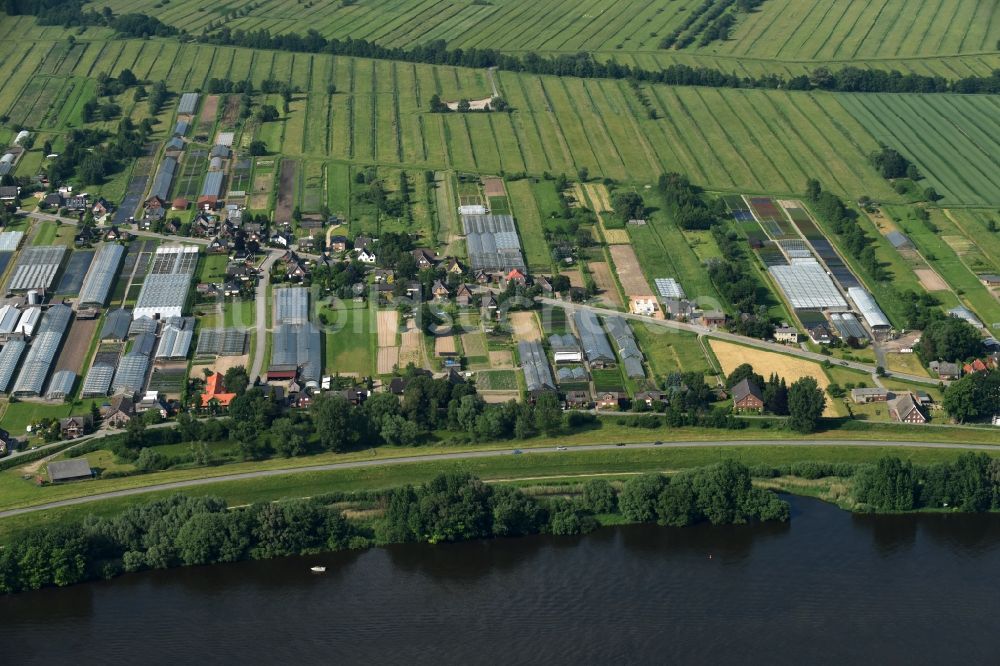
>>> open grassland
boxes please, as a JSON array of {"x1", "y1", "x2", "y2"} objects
[
  {"x1": 323, "y1": 302, "x2": 374, "y2": 377},
  {"x1": 837, "y1": 93, "x2": 1000, "y2": 206}
]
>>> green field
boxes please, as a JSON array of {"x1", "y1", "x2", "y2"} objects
[
  {"x1": 324, "y1": 302, "x2": 374, "y2": 376},
  {"x1": 837, "y1": 93, "x2": 1000, "y2": 205}
]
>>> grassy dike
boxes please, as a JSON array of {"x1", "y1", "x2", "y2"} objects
[{"x1": 0, "y1": 442, "x2": 993, "y2": 542}]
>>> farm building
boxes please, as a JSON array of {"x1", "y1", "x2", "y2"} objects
[
  {"x1": 518, "y1": 340, "x2": 555, "y2": 393},
  {"x1": 77, "y1": 243, "x2": 125, "y2": 307},
  {"x1": 0, "y1": 338, "x2": 27, "y2": 393},
  {"x1": 889, "y1": 393, "x2": 926, "y2": 424},
  {"x1": 979, "y1": 274, "x2": 1000, "y2": 286},
  {"x1": 81, "y1": 362, "x2": 115, "y2": 398},
  {"x1": 0, "y1": 230, "x2": 24, "y2": 251},
  {"x1": 851, "y1": 388, "x2": 889, "y2": 404},
  {"x1": 209, "y1": 144, "x2": 230, "y2": 159},
  {"x1": 155, "y1": 324, "x2": 193, "y2": 361},
  {"x1": 885, "y1": 231, "x2": 913, "y2": 250},
  {"x1": 271, "y1": 323, "x2": 322, "y2": 390},
  {"x1": 177, "y1": 93, "x2": 199, "y2": 115},
  {"x1": 847, "y1": 288, "x2": 891, "y2": 332},
  {"x1": 165, "y1": 137, "x2": 184, "y2": 153},
  {"x1": 768, "y1": 260, "x2": 846, "y2": 310},
  {"x1": 948, "y1": 306, "x2": 984, "y2": 330},
  {"x1": 604, "y1": 317, "x2": 645, "y2": 379},
  {"x1": 198, "y1": 171, "x2": 225, "y2": 207},
  {"x1": 173, "y1": 120, "x2": 189, "y2": 136},
  {"x1": 774, "y1": 326, "x2": 798, "y2": 343},
  {"x1": 129, "y1": 316, "x2": 158, "y2": 337},
  {"x1": 8, "y1": 245, "x2": 66, "y2": 291},
  {"x1": 100, "y1": 308, "x2": 132, "y2": 341},
  {"x1": 13, "y1": 130, "x2": 30, "y2": 145},
  {"x1": 556, "y1": 366, "x2": 586, "y2": 382},
  {"x1": 48, "y1": 459, "x2": 93, "y2": 483},
  {"x1": 196, "y1": 328, "x2": 249, "y2": 356},
  {"x1": 112, "y1": 352, "x2": 150, "y2": 395},
  {"x1": 829, "y1": 312, "x2": 869, "y2": 341},
  {"x1": 148, "y1": 157, "x2": 178, "y2": 203},
  {"x1": 274, "y1": 287, "x2": 309, "y2": 325},
  {"x1": 654, "y1": 278, "x2": 686, "y2": 301},
  {"x1": 549, "y1": 334, "x2": 583, "y2": 363},
  {"x1": 209, "y1": 156, "x2": 223, "y2": 171},
  {"x1": 10, "y1": 304, "x2": 72, "y2": 397},
  {"x1": 462, "y1": 214, "x2": 526, "y2": 273},
  {"x1": 132, "y1": 332, "x2": 157, "y2": 357},
  {"x1": 573, "y1": 310, "x2": 616, "y2": 367},
  {"x1": 45, "y1": 370, "x2": 76, "y2": 400},
  {"x1": 0, "y1": 304, "x2": 20, "y2": 337},
  {"x1": 133, "y1": 245, "x2": 199, "y2": 320}
]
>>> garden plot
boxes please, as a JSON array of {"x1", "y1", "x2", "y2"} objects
[
  {"x1": 914, "y1": 269, "x2": 949, "y2": 292},
  {"x1": 588, "y1": 261, "x2": 623, "y2": 307},
  {"x1": 376, "y1": 310, "x2": 401, "y2": 374},
  {"x1": 399, "y1": 319, "x2": 423, "y2": 367},
  {"x1": 509, "y1": 311, "x2": 541, "y2": 341},
  {"x1": 200, "y1": 94, "x2": 219, "y2": 126}
]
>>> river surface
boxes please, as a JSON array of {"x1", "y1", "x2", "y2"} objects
[{"x1": 3, "y1": 495, "x2": 1000, "y2": 664}]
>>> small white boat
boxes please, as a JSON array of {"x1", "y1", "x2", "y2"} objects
[{"x1": 310, "y1": 566, "x2": 327, "y2": 573}]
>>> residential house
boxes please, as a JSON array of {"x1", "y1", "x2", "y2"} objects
[
  {"x1": 505, "y1": 268, "x2": 527, "y2": 287},
  {"x1": 144, "y1": 195, "x2": 166, "y2": 211},
  {"x1": 357, "y1": 248, "x2": 377, "y2": 264},
  {"x1": 432, "y1": 280, "x2": 450, "y2": 301},
  {"x1": 978, "y1": 274, "x2": 1000, "y2": 287},
  {"x1": 412, "y1": 248, "x2": 437, "y2": 269},
  {"x1": 66, "y1": 194, "x2": 89, "y2": 211},
  {"x1": 701, "y1": 310, "x2": 727, "y2": 328},
  {"x1": 929, "y1": 361, "x2": 961, "y2": 380},
  {"x1": 354, "y1": 234, "x2": 374, "y2": 252},
  {"x1": 629, "y1": 296, "x2": 659, "y2": 317},
  {"x1": 474, "y1": 269, "x2": 492, "y2": 284},
  {"x1": 807, "y1": 323, "x2": 833, "y2": 345},
  {"x1": 104, "y1": 226, "x2": 129, "y2": 242},
  {"x1": 889, "y1": 393, "x2": 927, "y2": 424},
  {"x1": 455, "y1": 284, "x2": 475, "y2": 307},
  {"x1": 850, "y1": 388, "x2": 889, "y2": 404},
  {"x1": 42, "y1": 192, "x2": 63, "y2": 208},
  {"x1": 635, "y1": 390, "x2": 669, "y2": 408},
  {"x1": 444, "y1": 257, "x2": 463, "y2": 275},
  {"x1": 102, "y1": 394, "x2": 136, "y2": 427},
  {"x1": 329, "y1": 235, "x2": 349, "y2": 253},
  {"x1": 201, "y1": 372, "x2": 237, "y2": 409},
  {"x1": 0, "y1": 186, "x2": 19, "y2": 201},
  {"x1": 963, "y1": 358, "x2": 992, "y2": 375},
  {"x1": 732, "y1": 378, "x2": 765, "y2": 414},
  {"x1": 663, "y1": 298, "x2": 695, "y2": 320},
  {"x1": 596, "y1": 391, "x2": 626, "y2": 410},
  {"x1": 92, "y1": 199, "x2": 111, "y2": 223},
  {"x1": 207, "y1": 236, "x2": 230, "y2": 254},
  {"x1": 534, "y1": 275, "x2": 552, "y2": 294},
  {"x1": 0, "y1": 428, "x2": 13, "y2": 455},
  {"x1": 59, "y1": 415, "x2": 93, "y2": 439},
  {"x1": 172, "y1": 197, "x2": 189, "y2": 211},
  {"x1": 774, "y1": 326, "x2": 798, "y2": 344},
  {"x1": 564, "y1": 390, "x2": 590, "y2": 409},
  {"x1": 137, "y1": 390, "x2": 169, "y2": 419},
  {"x1": 405, "y1": 281, "x2": 422, "y2": 298},
  {"x1": 163, "y1": 218, "x2": 181, "y2": 235}
]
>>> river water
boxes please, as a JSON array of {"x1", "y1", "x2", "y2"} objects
[{"x1": 2, "y1": 495, "x2": 1000, "y2": 664}]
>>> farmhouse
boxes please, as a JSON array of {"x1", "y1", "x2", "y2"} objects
[
  {"x1": 59, "y1": 415, "x2": 93, "y2": 439},
  {"x1": 774, "y1": 326, "x2": 798, "y2": 344},
  {"x1": 596, "y1": 391, "x2": 626, "y2": 410},
  {"x1": 732, "y1": 378, "x2": 764, "y2": 414},
  {"x1": 889, "y1": 393, "x2": 927, "y2": 424},
  {"x1": 201, "y1": 372, "x2": 237, "y2": 408},
  {"x1": 102, "y1": 394, "x2": 136, "y2": 427},
  {"x1": 929, "y1": 361, "x2": 961, "y2": 380}
]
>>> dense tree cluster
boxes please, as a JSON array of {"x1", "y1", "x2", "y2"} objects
[
  {"x1": 708, "y1": 226, "x2": 776, "y2": 339},
  {"x1": 916, "y1": 317, "x2": 984, "y2": 364},
  {"x1": 853, "y1": 454, "x2": 1000, "y2": 512},
  {"x1": 657, "y1": 172, "x2": 720, "y2": 230},
  {"x1": 610, "y1": 191, "x2": 645, "y2": 223},
  {"x1": 618, "y1": 462, "x2": 789, "y2": 527},
  {"x1": 942, "y1": 369, "x2": 1000, "y2": 423},
  {"x1": 47, "y1": 118, "x2": 151, "y2": 186},
  {"x1": 869, "y1": 144, "x2": 918, "y2": 180}
]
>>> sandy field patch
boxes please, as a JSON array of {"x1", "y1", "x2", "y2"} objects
[
  {"x1": 479, "y1": 390, "x2": 520, "y2": 404},
  {"x1": 602, "y1": 225, "x2": 631, "y2": 244},
  {"x1": 588, "y1": 261, "x2": 623, "y2": 307},
  {"x1": 190, "y1": 354, "x2": 249, "y2": 378},
  {"x1": 510, "y1": 311, "x2": 541, "y2": 341},
  {"x1": 942, "y1": 235, "x2": 973, "y2": 255},
  {"x1": 570, "y1": 184, "x2": 587, "y2": 208},
  {"x1": 709, "y1": 340, "x2": 836, "y2": 417},
  {"x1": 461, "y1": 332, "x2": 486, "y2": 357},
  {"x1": 489, "y1": 350, "x2": 514, "y2": 368},
  {"x1": 434, "y1": 335, "x2": 457, "y2": 356},
  {"x1": 915, "y1": 268, "x2": 949, "y2": 292},
  {"x1": 482, "y1": 177, "x2": 506, "y2": 197},
  {"x1": 200, "y1": 95, "x2": 219, "y2": 125},
  {"x1": 377, "y1": 310, "x2": 399, "y2": 347},
  {"x1": 376, "y1": 347, "x2": 400, "y2": 374},
  {"x1": 562, "y1": 268, "x2": 585, "y2": 288},
  {"x1": 609, "y1": 244, "x2": 653, "y2": 297}
]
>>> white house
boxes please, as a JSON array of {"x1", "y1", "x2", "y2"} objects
[{"x1": 357, "y1": 249, "x2": 377, "y2": 264}]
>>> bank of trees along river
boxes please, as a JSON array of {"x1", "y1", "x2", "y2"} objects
[{"x1": 0, "y1": 461, "x2": 787, "y2": 594}]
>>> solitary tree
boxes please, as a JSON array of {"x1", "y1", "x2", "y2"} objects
[{"x1": 787, "y1": 377, "x2": 826, "y2": 433}]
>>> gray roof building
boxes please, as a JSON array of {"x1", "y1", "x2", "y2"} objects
[
  {"x1": 518, "y1": 340, "x2": 555, "y2": 392},
  {"x1": 48, "y1": 459, "x2": 93, "y2": 483},
  {"x1": 101, "y1": 308, "x2": 132, "y2": 341},
  {"x1": 11, "y1": 304, "x2": 72, "y2": 396},
  {"x1": 78, "y1": 243, "x2": 124, "y2": 307},
  {"x1": 0, "y1": 338, "x2": 27, "y2": 393},
  {"x1": 573, "y1": 310, "x2": 615, "y2": 365},
  {"x1": 149, "y1": 156, "x2": 178, "y2": 202},
  {"x1": 177, "y1": 92, "x2": 199, "y2": 115}
]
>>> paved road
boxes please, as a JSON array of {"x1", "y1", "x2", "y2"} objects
[
  {"x1": 249, "y1": 250, "x2": 281, "y2": 382},
  {"x1": 535, "y1": 297, "x2": 944, "y2": 387},
  {"x1": 3, "y1": 438, "x2": 999, "y2": 519}
]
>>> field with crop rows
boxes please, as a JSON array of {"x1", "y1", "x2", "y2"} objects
[
  {"x1": 714, "y1": 0, "x2": 999, "y2": 60},
  {"x1": 836, "y1": 93, "x2": 1000, "y2": 206}
]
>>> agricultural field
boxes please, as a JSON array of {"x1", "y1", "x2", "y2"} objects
[
  {"x1": 836, "y1": 93, "x2": 1000, "y2": 206},
  {"x1": 324, "y1": 302, "x2": 374, "y2": 377}
]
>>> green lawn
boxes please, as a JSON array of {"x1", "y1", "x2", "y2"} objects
[
  {"x1": 475, "y1": 369, "x2": 518, "y2": 390},
  {"x1": 323, "y1": 301, "x2": 374, "y2": 376},
  {"x1": 31, "y1": 221, "x2": 57, "y2": 246},
  {"x1": 632, "y1": 326, "x2": 711, "y2": 378}
]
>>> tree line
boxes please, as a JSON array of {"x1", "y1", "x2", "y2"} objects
[
  {"x1": 0, "y1": 463, "x2": 789, "y2": 594},
  {"x1": 853, "y1": 454, "x2": 1000, "y2": 512}
]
